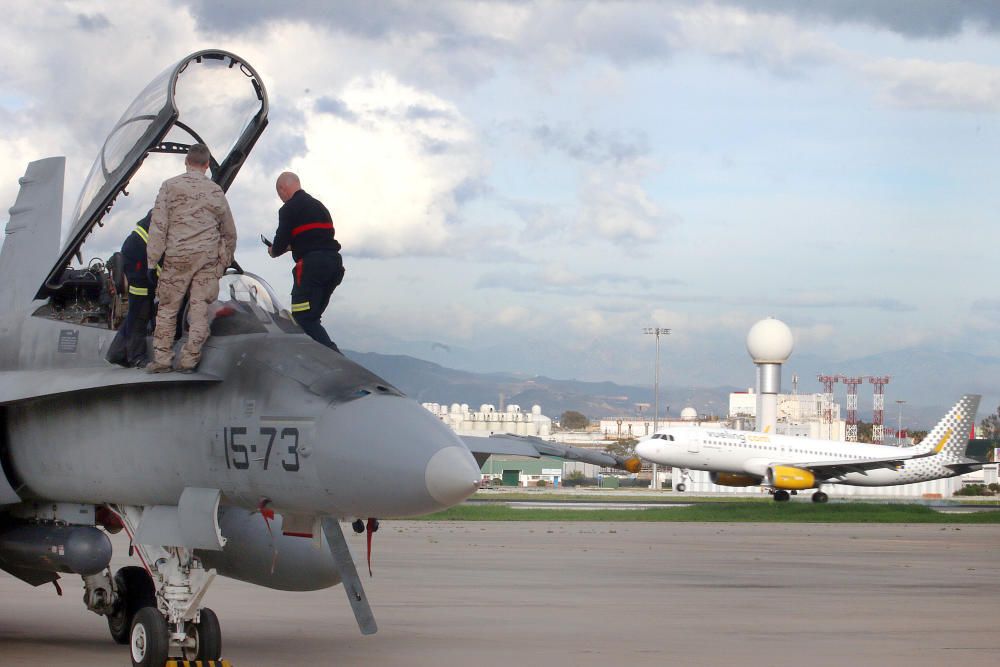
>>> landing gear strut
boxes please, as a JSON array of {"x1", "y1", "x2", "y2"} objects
[{"x1": 107, "y1": 505, "x2": 225, "y2": 667}]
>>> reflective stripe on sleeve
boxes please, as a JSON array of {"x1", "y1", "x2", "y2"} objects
[
  {"x1": 291, "y1": 302, "x2": 311, "y2": 312},
  {"x1": 134, "y1": 225, "x2": 149, "y2": 243},
  {"x1": 128, "y1": 285, "x2": 149, "y2": 296}
]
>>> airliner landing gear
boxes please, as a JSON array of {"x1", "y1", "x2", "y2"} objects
[
  {"x1": 812, "y1": 491, "x2": 829, "y2": 503},
  {"x1": 675, "y1": 468, "x2": 690, "y2": 492},
  {"x1": 773, "y1": 490, "x2": 791, "y2": 502}
]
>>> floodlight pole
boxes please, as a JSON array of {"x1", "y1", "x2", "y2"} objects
[
  {"x1": 643, "y1": 327, "x2": 671, "y2": 490},
  {"x1": 896, "y1": 400, "x2": 906, "y2": 445}
]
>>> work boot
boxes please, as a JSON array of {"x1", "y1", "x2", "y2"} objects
[{"x1": 145, "y1": 362, "x2": 172, "y2": 374}]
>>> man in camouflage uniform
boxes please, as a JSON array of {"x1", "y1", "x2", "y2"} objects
[{"x1": 145, "y1": 143, "x2": 237, "y2": 373}]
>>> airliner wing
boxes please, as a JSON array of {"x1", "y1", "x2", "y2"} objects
[
  {"x1": 789, "y1": 455, "x2": 912, "y2": 480},
  {"x1": 461, "y1": 434, "x2": 641, "y2": 472},
  {"x1": 943, "y1": 461, "x2": 985, "y2": 475}
]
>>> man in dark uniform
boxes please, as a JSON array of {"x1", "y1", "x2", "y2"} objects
[
  {"x1": 107, "y1": 211, "x2": 157, "y2": 367},
  {"x1": 268, "y1": 171, "x2": 345, "y2": 352}
]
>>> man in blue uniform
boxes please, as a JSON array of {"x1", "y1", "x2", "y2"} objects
[
  {"x1": 267, "y1": 172, "x2": 345, "y2": 352},
  {"x1": 107, "y1": 211, "x2": 157, "y2": 367}
]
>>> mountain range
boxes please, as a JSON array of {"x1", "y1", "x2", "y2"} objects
[{"x1": 344, "y1": 347, "x2": 1000, "y2": 430}]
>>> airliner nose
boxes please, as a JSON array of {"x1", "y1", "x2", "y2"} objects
[{"x1": 635, "y1": 439, "x2": 654, "y2": 460}]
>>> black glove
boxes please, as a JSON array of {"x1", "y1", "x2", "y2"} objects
[{"x1": 147, "y1": 267, "x2": 159, "y2": 285}]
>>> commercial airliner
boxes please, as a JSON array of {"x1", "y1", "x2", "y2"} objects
[{"x1": 634, "y1": 395, "x2": 982, "y2": 502}]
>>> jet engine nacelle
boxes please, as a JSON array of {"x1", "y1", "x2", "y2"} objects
[
  {"x1": 196, "y1": 506, "x2": 340, "y2": 592},
  {"x1": 709, "y1": 472, "x2": 762, "y2": 487},
  {"x1": 769, "y1": 466, "x2": 816, "y2": 490},
  {"x1": 0, "y1": 522, "x2": 112, "y2": 576}
]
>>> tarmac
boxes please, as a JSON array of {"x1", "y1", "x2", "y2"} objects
[{"x1": 1, "y1": 521, "x2": 998, "y2": 667}]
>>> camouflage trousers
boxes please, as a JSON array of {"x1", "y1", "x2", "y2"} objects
[{"x1": 152, "y1": 251, "x2": 222, "y2": 369}]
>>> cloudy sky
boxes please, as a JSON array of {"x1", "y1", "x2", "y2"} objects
[{"x1": 2, "y1": 1, "x2": 999, "y2": 402}]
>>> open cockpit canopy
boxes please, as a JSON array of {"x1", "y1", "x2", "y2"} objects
[{"x1": 36, "y1": 49, "x2": 268, "y2": 299}]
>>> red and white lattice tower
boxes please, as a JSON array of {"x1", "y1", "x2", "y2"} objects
[
  {"x1": 869, "y1": 376, "x2": 891, "y2": 443},
  {"x1": 817, "y1": 374, "x2": 839, "y2": 439},
  {"x1": 839, "y1": 376, "x2": 865, "y2": 442}
]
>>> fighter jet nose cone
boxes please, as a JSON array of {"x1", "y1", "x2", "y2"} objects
[{"x1": 425, "y1": 446, "x2": 481, "y2": 508}]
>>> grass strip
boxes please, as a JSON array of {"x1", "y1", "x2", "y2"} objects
[
  {"x1": 472, "y1": 492, "x2": 772, "y2": 504},
  {"x1": 412, "y1": 503, "x2": 1000, "y2": 523}
]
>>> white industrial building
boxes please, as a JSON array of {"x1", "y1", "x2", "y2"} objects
[
  {"x1": 421, "y1": 402, "x2": 552, "y2": 437},
  {"x1": 599, "y1": 407, "x2": 715, "y2": 440},
  {"x1": 729, "y1": 390, "x2": 847, "y2": 440}
]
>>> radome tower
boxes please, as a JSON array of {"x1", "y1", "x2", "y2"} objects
[{"x1": 746, "y1": 318, "x2": 794, "y2": 434}]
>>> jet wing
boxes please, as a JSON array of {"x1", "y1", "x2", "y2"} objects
[
  {"x1": 462, "y1": 434, "x2": 641, "y2": 472},
  {"x1": 0, "y1": 367, "x2": 220, "y2": 406}
]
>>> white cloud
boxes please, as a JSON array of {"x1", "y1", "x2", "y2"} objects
[
  {"x1": 669, "y1": 3, "x2": 842, "y2": 73},
  {"x1": 861, "y1": 57, "x2": 1000, "y2": 112},
  {"x1": 569, "y1": 308, "x2": 614, "y2": 337},
  {"x1": 289, "y1": 73, "x2": 485, "y2": 257},
  {"x1": 791, "y1": 322, "x2": 836, "y2": 346},
  {"x1": 578, "y1": 166, "x2": 671, "y2": 243},
  {"x1": 496, "y1": 304, "x2": 532, "y2": 327}
]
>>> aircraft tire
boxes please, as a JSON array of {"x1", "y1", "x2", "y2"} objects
[
  {"x1": 675, "y1": 483, "x2": 686, "y2": 493},
  {"x1": 130, "y1": 606, "x2": 169, "y2": 667},
  {"x1": 108, "y1": 566, "x2": 156, "y2": 644},
  {"x1": 773, "y1": 490, "x2": 790, "y2": 502},
  {"x1": 812, "y1": 491, "x2": 829, "y2": 504},
  {"x1": 194, "y1": 607, "x2": 223, "y2": 661}
]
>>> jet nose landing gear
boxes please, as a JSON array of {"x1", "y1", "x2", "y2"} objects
[
  {"x1": 129, "y1": 605, "x2": 222, "y2": 666},
  {"x1": 130, "y1": 607, "x2": 169, "y2": 667},
  {"x1": 126, "y1": 579, "x2": 223, "y2": 667},
  {"x1": 109, "y1": 505, "x2": 228, "y2": 667}
]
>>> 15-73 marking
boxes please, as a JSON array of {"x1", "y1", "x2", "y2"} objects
[{"x1": 224, "y1": 426, "x2": 300, "y2": 472}]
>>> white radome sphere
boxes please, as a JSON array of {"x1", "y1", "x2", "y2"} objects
[
  {"x1": 746, "y1": 318, "x2": 794, "y2": 363},
  {"x1": 680, "y1": 407, "x2": 698, "y2": 421}
]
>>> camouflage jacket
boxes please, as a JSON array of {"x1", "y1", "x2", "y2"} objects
[{"x1": 147, "y1": 167, "x2": 237, "y2": 267}]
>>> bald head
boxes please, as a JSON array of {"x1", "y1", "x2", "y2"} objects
[{"x1": 276, "y1": 171, "x2": 301, "y2": 203}]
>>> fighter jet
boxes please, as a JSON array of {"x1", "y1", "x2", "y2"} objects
[{"x1": 0, "y1": 50, "x2": 639, "y2": 667}]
